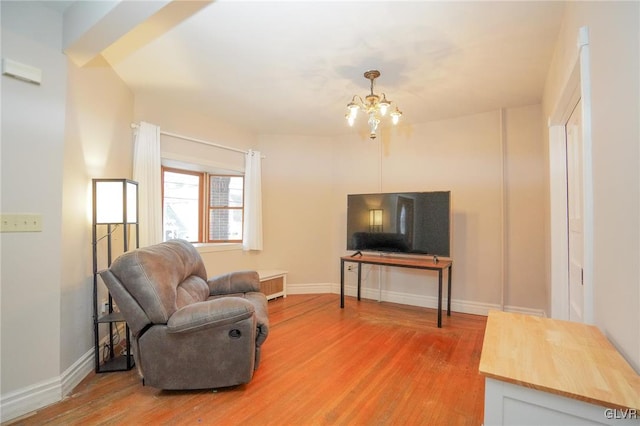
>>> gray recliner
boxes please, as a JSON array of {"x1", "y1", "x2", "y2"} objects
[{"x1": 99, "y1": 239, "x2": 269, "y2": 390}]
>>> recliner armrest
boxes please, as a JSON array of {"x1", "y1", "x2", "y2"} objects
[
  {"x1": 207, "y1": 270, "x2": 261, "y2": 295},
  {"x1": 167, "y1": 297, "x2": 255, "y2": 333}
]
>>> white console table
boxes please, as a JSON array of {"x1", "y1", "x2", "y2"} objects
[
  {"x1": 257, "y1": 270, "x2": 287, "y2": 300},
  {"x1": 479, "y1": 311, "x2": 640, "y2": 425}
]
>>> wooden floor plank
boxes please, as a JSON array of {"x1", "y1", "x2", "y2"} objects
[{"x1": 6, "y1": 294, "x2": 486, "y2": 425}]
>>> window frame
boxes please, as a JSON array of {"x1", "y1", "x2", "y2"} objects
[{"x1": 161, "y1": 166, "x2": 244, "y2": 245}]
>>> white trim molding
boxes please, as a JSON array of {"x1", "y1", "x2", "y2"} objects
[
  {"x1": 286, "y1": 283, "x2": 546, "y2": 318},
  {"x1": 0, "y1": 320, "x2": 124, "y2": 422},
  {"x1": 548, "y1": 26, "x2": 594, "y2": 323},
  {"x1": 0, "y1": 350, "x2": 93, "y2": 423}
]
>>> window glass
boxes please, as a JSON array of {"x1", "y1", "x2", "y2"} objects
[
  {"x1": 163, "y1": 170, "x2": 200, "y2": 242},
  {"x1": 208, "y1": 175, "x2": 243, "y2": 242}
]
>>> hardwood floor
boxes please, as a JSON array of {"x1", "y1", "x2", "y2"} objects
[{"x1": 7, "y1": 294, "x2": 487, "y2": 426}]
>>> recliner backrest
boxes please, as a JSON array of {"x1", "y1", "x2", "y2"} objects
[{"x1": 106, "y1": 239, "x2": 209, "y2": 324}]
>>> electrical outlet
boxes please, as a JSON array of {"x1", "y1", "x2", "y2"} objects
[
  {"x1": 100, "y1": 300, "x2": 109, "y2": 314},
  {"x1": 347, "y1": 265, "x2": 354, "y2": 271}
]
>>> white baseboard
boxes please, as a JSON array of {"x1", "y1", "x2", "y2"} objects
[
  {"x1": 0, "y1": 377, "x2": 60, "y2": 423},
  {"x1": 287, "y1": 282, "x2": 546, "y2": 317},
  {"x1": 287, "y1": 282, "x2": 333, "y2": 295},
  {"x1": 0, "y1": 349, "x2": 93, "y2": 423},
  {"x1": 0, "y1": 321, "x2": 126, "y2": 423},
  {"x1": 61, "y1": 349, "x2": 94, "y2": 397}
]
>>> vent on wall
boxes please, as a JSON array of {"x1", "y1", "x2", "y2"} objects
[{"x1": 2, "y1": 58, "x2": 42, "y2": 85}]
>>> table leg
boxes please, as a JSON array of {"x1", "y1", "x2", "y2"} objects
[
  {"x1": 340, "y1": 259, "x2": 345, "y2": 308},
  {"x1": 438, "y1": 270, "x2": 443, "y2": 328},
  {"x1": 447, "y1": 265, "x2": 452, "y2": 316},
  {"x1": 357, "y1": 263, "x2": 362, "y2": 301}
]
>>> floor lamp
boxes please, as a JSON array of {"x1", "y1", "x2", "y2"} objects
[{"x1": 92, "y1": 178, "x2": 139, "y2": 373}]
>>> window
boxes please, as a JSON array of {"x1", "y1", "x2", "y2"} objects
[
  {"x1": 208, "y1": 175, "x2": 244, "y2": 242},
  {"x1": 162, "y1": 167, "x2": 244, "y2": 243}
]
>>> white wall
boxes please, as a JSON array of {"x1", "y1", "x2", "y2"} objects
[
  {"x1": 503, "y1": 105, "x2": 547, "y2": 310},
  {"x1": 61, "y1": 56, "x2": 135, "y2": 379},
  {"x1": 543, "y1": 1, "x2": 640, "y2": 371},
  {"x1": 133, "y1": 93, "x2": 262, "y2": 275},
  {"x1": 136, "y1": 98, "x2": 548, "y2": 315},
  {"x1": 133, "y1": 97, "x2": 338, "y2": 283},
  {"x1": 1, "y1": 2, "x2": 136, "y2": 421},
  {"x1": 6, "y1": 1, "x2": 628, "y2": 421},
  {"x1": 1, "y1": 0, "x2": 66, "y2": 398},
  {"x1": 257, "y1": 133, "x2": 335, "y2": 287},
  {"x1": 330, "y1": 108, "x2": 548, "y2": 315}
]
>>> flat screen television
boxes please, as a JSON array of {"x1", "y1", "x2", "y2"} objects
[{"x1": 346, "y1": 191, "x2": 451, "y2": 257}]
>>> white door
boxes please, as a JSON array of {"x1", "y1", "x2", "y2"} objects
[{"x1": 566, "y1": 99, "x2": 584, "y2": 322}]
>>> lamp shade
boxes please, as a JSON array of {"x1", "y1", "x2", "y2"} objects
[{"x1": 93, "y1": 179, "x2": 138, "y2": 224}]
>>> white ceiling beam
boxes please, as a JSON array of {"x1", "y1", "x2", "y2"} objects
[{"x1": 63, "y1": 0, "x2": 211, "y2": 67}]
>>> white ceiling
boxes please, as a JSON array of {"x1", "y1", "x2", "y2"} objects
[{"x1": 107, "y1": 1, "x2": 565, "y2": 137}]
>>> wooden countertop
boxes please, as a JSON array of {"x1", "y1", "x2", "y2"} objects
[{"x1": 479, "y1": 311, "x2": 640, "y2": 410}]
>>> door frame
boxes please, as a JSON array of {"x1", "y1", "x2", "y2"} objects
[{"x1": 548, "y1": 27, "x2": 594, "y2": 323}]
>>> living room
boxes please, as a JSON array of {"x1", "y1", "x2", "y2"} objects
[{"x1": 1, "y1": 1, "x2": 638, "y2": 423}]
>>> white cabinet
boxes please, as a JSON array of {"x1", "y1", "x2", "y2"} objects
[
  {"x1": 479, "y1": 311, "x2": 640, "y2": 425},
  {"x1": 483, "y1": 378, "x2": 638, "y2": 425}
]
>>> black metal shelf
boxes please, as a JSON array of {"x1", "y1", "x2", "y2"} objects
[
  {"x1": 97, "y1": 311, "x2": 126, "y2": 323},
  {"x1": 99, "y1": 353, "x2": 135, "y2": 373}
]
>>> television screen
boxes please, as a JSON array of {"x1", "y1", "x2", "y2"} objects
[{"x1": 346, "y1": 191, "x2": 451, "y2": 257}]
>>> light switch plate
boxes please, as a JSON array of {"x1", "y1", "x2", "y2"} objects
[{"x1": 0, "y1": 214, "x2": 42, "y2": 232}]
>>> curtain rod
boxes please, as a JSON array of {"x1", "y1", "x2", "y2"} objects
[{"x1": 131, "y1": 123, "x2": 265, "y2": 157}]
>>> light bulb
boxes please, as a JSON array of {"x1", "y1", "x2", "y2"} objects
[
  {"x1": 390, "y1": 108, "x2": 402, "y2": 125},
  {"x1": 347, "y1": 102, "x2": 359, "y2": 120},
  {"x1": 379, "y1": 95, "x2": 390, "y2": 116}
]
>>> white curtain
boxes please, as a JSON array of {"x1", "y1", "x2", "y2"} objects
[
  {"x1": 243, "y1": 150, "x2": 263, "y2": 251},
  {"x1": 133, "y1": 121, "x2": 162, "y2": 247}
]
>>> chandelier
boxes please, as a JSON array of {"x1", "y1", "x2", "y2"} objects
[{"x1": 345, "y1": 70, "x2": 402, "y2": 139}]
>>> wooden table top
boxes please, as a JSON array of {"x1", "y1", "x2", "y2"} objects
[
  {"x1": 341, "y1": 254, "x2": 452, "y2": 270},
  {"x1": 479, "y1": 311, "x2": 640, "y2": 410}
]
